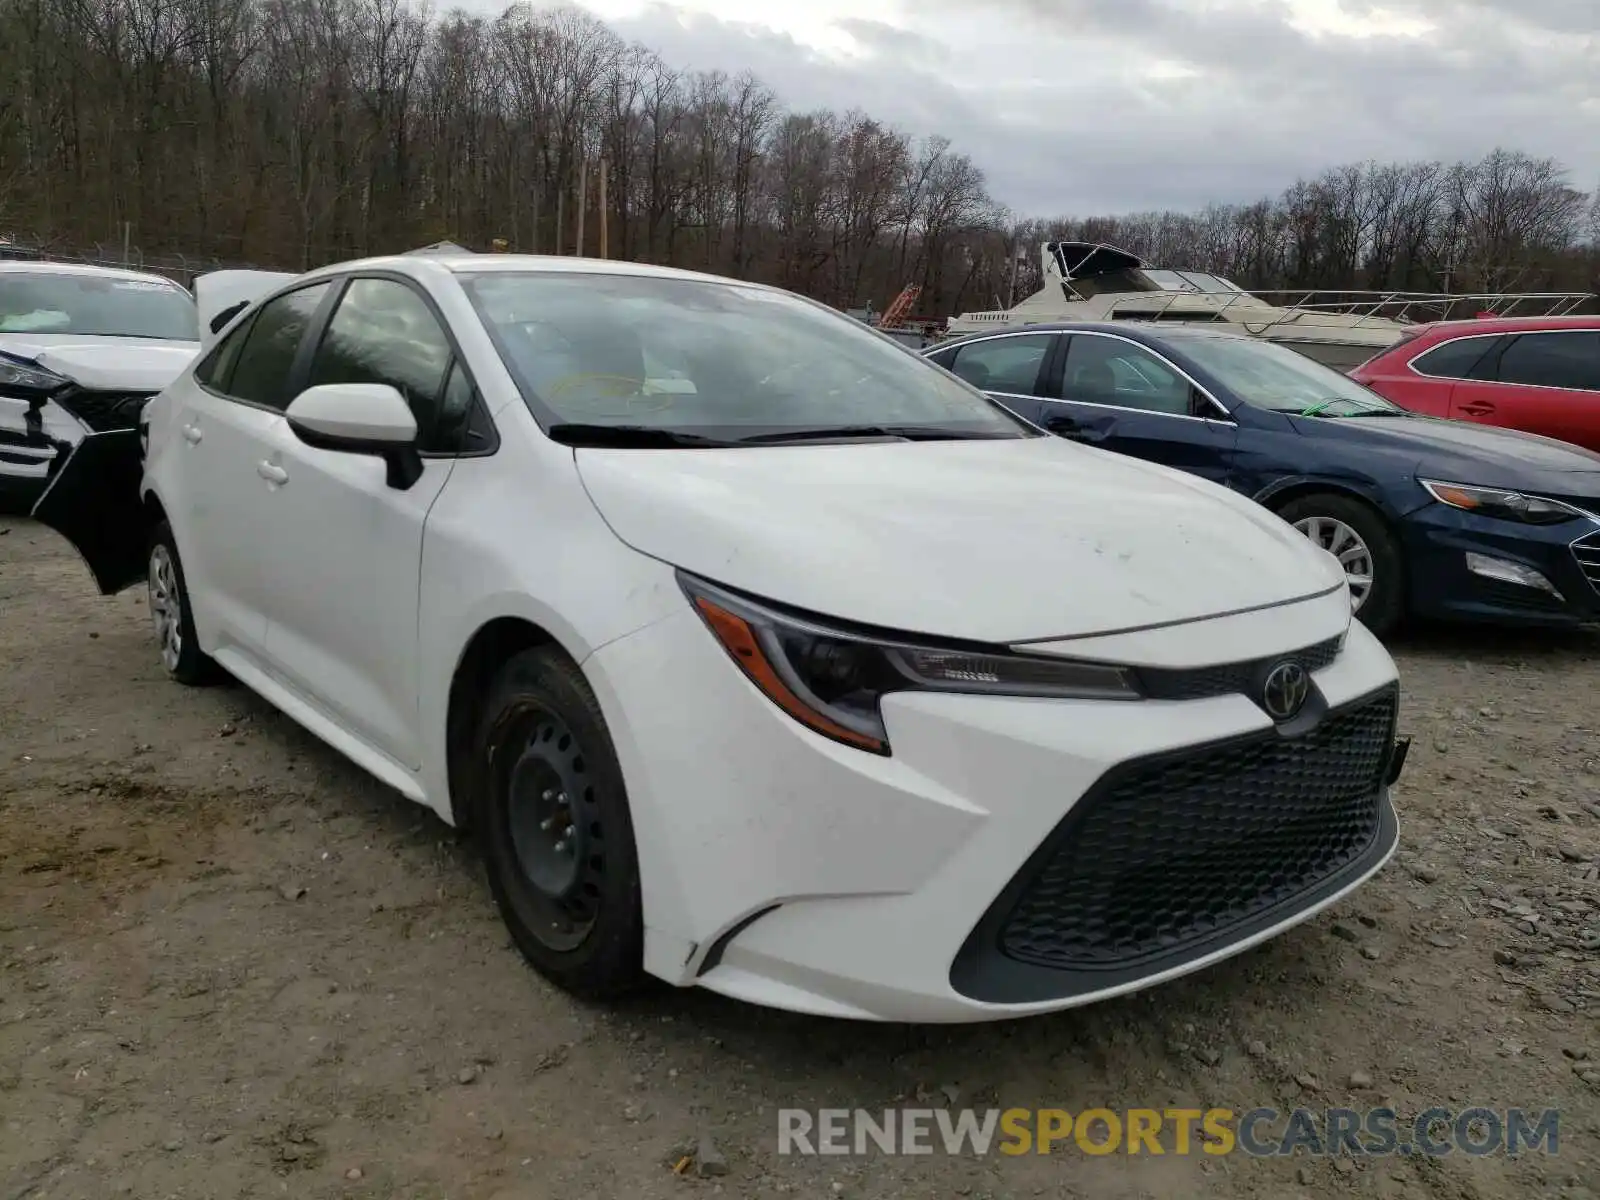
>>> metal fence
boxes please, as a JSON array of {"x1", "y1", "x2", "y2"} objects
[{"x1": 0, "y1": 231, "x2": 257, "y2": 288}]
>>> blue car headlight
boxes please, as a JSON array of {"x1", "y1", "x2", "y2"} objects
[{"x1": 1420, "y1": 479, "x2": 1589, "y2": 527}]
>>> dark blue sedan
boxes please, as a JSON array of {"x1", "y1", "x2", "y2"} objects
[{"x1": 924, "y1": 322, "x2": 1600, "y2": 635}]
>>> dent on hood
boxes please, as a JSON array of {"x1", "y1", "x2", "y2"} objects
[{"x1": 575, "y1": 438, "x2": 1350, "y2": 643}]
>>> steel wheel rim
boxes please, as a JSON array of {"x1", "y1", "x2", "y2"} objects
[
  {"x1": 148, "y1": 544, "x2": 183, "y2": 672},
  {"x1": 504, "y1": 712, "x2": 605, "y2": 952},
  {"x1": 1293, "y1": 515, "x2": 1374, "y2": 612}
]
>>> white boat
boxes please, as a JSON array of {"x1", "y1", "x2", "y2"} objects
[{"x1": 946, "y1": 242, "x2": 1594, "y2": 370}]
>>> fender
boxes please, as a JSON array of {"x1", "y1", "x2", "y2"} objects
[{"x1": 1252, "y1": 473, "x2": 1406, "y2": 518}]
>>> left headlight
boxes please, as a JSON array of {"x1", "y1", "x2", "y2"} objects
[
  {"x1": 1420, "y1": 479, "x2": 1587, "y2": 526},
  {"x1": 679, "y1": 571, "x2": 1141, "y2": 755},
  {"x1": 0, "y1": 358, "x2": 70, "y2": 397}
]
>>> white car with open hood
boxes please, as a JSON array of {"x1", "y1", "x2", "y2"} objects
[
  {"x1": 0, "y1": 261, "x2": 204, "y2": 506},
  {"x1": 33, "y1": 251, "x2": 1409, "y2": 1021}
]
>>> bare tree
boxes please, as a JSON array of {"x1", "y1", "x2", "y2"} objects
[{"x1": 0, "y1": 0, "x2": 1592, "y2": 314}]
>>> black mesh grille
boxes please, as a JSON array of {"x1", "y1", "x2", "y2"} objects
[
  {"x1": 1574, "y1": 532, "x2": 1600, "y2": 598},
  {"x1": 1137, "y1": 636, "x2": 1341, "y2": 702},
  {"x1": 55, "y1": 389, "x2": 155, "y2": 433},
  {"x1": 997, "y1": 686, "x2": 1396, "y2": 971},
  {"x1": 1473, "y1": 579, "x2": 1570, "y2": 614}
]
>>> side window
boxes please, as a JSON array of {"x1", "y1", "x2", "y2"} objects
[
  {"x1": 947, "y1": 335, "x2": 1054, "y2": 395},
  {"x1": 439, "y1": 360, "x2": 495, "y2": 452},
  {"x1": 193, "y1": 319, "x2": 252, "y2": 391},
  {"x1": 1062, "y1": 336, "x2": 1192, "y2": 415},
  {"x1": 307, "y1": 278, "x2": 456, "y2": 452},
  {"x1": 227, "y1": 283, "x2": 332, "y2": 409},
  {"x1": 1410, "y1": 336, "x2": 1500, "y2": 380},
  {"x1": 1494, "y1": 333, "x2": 1600, "y2": 392}
]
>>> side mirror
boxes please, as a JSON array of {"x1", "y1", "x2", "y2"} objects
[{"x1": 285, "y1": 383, "x2": 423, "y2": 490}]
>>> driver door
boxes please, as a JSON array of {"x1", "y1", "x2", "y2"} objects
[
  {"x1": 251, "y1": 275, "x2": 475, "y2": 770},
  {"x1": 1034, "y1": 333, "x2": 1237, "y2": 486}
]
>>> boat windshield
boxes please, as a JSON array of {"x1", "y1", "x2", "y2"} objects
[{"x1": 1141, "y1": 270, "x2": 1245, "y2": 295}]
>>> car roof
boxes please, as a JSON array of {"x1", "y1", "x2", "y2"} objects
[
  {"x1": 294, "y1": 251, "x2": 785, "y2": 293},
  {"x1": 936, "y1": 321, "x2": 1253, "y2": 348},
  {"x1": 0, "y1": 259, "x2": 186, "y2": 288},
  {"x1": 1403, "y1": 313, "x2": 1600, "y2": 337}
]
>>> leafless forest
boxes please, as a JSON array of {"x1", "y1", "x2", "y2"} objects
[{"x1": 1, "y1": 0, "x2": 1598, "y2": 314}]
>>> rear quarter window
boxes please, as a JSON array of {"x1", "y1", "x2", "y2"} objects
[{"x1": 1494, "y1": 331, "x2": 1600, "y2": 392}]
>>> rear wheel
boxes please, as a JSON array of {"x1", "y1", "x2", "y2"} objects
[
  {"x1": 148, "y1": 520, "x2": 221, "y2": 685},
  {"x1": 1276, "y1": 493, "x2": 1405, "y2": 637},
  {"x1": 474, "y1": 646, "x2": 644, "y2": 999}
]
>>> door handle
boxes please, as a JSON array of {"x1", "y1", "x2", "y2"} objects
[
  {"x1": 182, "y1": 423, "x2": 203, "y2": 444},
  {"x1": 1047, "y1": 418, "x2": 1094, "y2": 443},
  {"x1": 1459, "y1": 401, "x2": 1496, "y2": 416},
  {"x1": 256, "y1": 461, "x2": 289, "y2": 485}
]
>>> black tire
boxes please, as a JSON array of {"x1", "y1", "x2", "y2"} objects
[
  {"x1": 147, "y1": 520, "x2": 222, "y2": 685},
  {"x1": 474, "y1": 646, "x2": 644, "y2": 999},
  {"x1": 1275, "y1": 492, "x2": 1405, "y2": 638}
]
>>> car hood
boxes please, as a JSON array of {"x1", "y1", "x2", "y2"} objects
[
  {"x1": 575, "y1": 436, "x2": 1347, "y2": 644},
  {"x1": 1293, "y1": 412, "x2": 1600, "y2": 494},
  {"x1": 0, "y1": 334, "x2": 200, "y2": 391}
]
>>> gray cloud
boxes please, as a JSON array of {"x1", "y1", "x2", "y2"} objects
[{"x1": 536, "y1": 0, "x2": 1600, "y2": 216}]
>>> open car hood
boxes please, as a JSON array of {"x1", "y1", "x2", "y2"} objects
[{"x1": 575, "y1": 435, "x2": 1348, "y2": 644}]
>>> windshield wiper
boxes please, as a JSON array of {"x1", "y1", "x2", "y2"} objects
[
  {"x1": 1298, "y1": 396, "x2": 1405, "y2": 419},
  {"x1": 738, "y1": 424, "x2": 1014, "y2": 444},
  {"x1": 545, "y1": 423, "x2": 737, "y2": 448}
]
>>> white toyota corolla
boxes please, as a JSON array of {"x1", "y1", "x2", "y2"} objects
[{"x1": 34, "y1": 251, "x2": 1408, "y2": 1022}]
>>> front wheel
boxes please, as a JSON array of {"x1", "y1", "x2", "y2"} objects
[
  {"x1": 474, "y1": 646, "x2": 645, "y2": 999},
  {"x1": 1276, "y1": 493, "x2": 1405, "y2": 638}
]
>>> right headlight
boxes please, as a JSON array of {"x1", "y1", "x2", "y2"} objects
[
  {"x1": 679, "y1": 571, "x2": 1141, "y2": 755},
  {"x1": 1419, "y1": 479, "x2": 1587, "y2": 526}
]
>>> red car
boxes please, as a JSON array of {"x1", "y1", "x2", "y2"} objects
[{"x1": 1351, "y1": 315, "x2": 1600, "y2": 451}]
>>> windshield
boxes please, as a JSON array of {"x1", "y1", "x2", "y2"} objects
[
  {"x1": 0, "y1": 271, "x2": 199, "y2": 340},
  {"x1": 1140, "y1": 270, "x2": 1244, "y2": 295},
  {"x1": 1176, "y1": 335, "x2": 1405, "y2": 415},
  {"x1": 461, "y1": 271, "x2": 1029, "y2": 442}
]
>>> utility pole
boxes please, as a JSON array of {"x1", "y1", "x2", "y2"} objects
[
  {"x1": 576, "y1": 158, "x2": 588, "y2": 257},
  {"x1": 1006, "y1": 225, "x2": 1020, "y2": 309},
  {"x1": 598, "y1": 159, "x2": 609, "y2": 260}
]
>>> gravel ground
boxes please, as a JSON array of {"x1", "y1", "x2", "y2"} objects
[{"x1": 3, "y1": 515, "x2": 1600, "y2": 1200}]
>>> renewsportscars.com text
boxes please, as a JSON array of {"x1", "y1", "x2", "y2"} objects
[{"x1": 777, "y1": 1106, "x2": 1560, "y2": 1158}]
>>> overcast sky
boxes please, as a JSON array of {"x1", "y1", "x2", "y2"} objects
[{"x1": 483, "y1": 0, "x2": 1599, "y2": 217}]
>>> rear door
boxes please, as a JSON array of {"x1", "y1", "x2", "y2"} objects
[
  {"x1": 1451, "y1": 330, "x2": 1600, "y2": 451},
  {"x1": 175, "y1": 280, "x2": 336, "y2": 658},
  {"x1": 1035, "y1": 332, "x2": 1238, "y2": 486},
  {"x1": 1378, "y1": 332, "x2": 1503, "y2": 417},
  {"x1": 924, "y1": 332, "x2": 1058, "y2": 424}
]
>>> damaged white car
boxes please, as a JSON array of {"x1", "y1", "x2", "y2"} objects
[{"x1": 0, "y1": 262, "x2": 204, "y2": 509}]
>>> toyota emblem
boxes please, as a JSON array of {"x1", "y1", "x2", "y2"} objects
[{"x1": 1261, "y1": 660, "x2": 1311, "y2": 722}]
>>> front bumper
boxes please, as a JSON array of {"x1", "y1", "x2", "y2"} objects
[
  {"x1": 0, "y1": 394, "x2": 87, "y2": 507},
  {"x1": 1401, "y1": 505, "x2": 1600, "y2": 628},
  {"x1": 586, "y1": 597, "x2": 1403, "y2": 1022}
]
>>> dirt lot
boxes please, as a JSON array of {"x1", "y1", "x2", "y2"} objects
[{"x1": 3, "y1": 516, "x2": 1599, "y2": 1200}]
